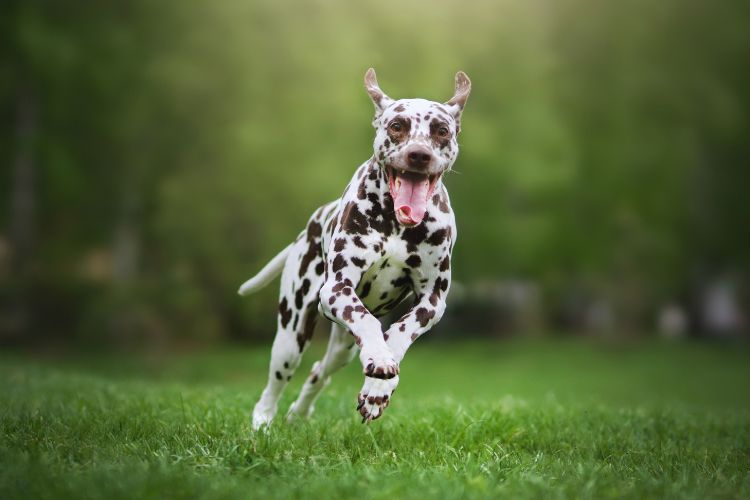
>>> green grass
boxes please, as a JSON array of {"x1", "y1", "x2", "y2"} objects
[{"x1": 2, "y1": 339, "x2": 750, "y2": 499}]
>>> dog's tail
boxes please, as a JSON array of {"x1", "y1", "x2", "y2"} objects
[{"x1": 237, "y1": 244, "x2": 292, "y2": 296}]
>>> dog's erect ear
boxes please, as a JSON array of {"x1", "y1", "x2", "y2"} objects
[
  {"x1": 445, "y1": 71, "x2": 471, "y2": 133},
  {"x1": 364, "y1": 68, "x2": 394, "y2": 116}
]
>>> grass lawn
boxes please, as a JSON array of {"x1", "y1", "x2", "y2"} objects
[{"x1": 1, "y1": 338, "x2": 749, "y2": 499}]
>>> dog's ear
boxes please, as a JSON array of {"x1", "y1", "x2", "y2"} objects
[
  {"x1": 445, "y1": 71, "x2": 471, "y2": 133},
  {"x1": 364, "y1": 68, "x2": 394, "y2": 116}
]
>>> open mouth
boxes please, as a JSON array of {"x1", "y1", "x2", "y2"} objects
[{"x1": 387, "y1": 166, "x2": 441, "y2": 226}]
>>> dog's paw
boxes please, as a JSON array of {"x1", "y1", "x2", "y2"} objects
[
  {"x1": 357, "y1": 375, "x2": 399, "y2": 422},
  {"x1": 360, "y1": 347, "x2": 399, "y2": 379},
  {"x1": 252, "y1": 408, "x2": 275, "y2": 430},
  {"x1": 286, "y1": 401, "x2": 315, "y2": 422}
]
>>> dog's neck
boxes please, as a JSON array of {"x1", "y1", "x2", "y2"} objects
[
  {"x1": 369, "y1": 157, "x2": 389, "y2": 195},
  {"x1": 356, "y1": 158, "x2": 393, "y2": 223}
]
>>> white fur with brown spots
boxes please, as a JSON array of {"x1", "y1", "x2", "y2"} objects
[{"x1": 240, "y1": 69, "x2": 471, "y2": 428}]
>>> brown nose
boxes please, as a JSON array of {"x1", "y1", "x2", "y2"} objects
[{"x1": 406, "y1": 148, "x2": 432, "y2": 169}]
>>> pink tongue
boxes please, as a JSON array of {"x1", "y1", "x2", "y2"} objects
[{"x1": 393, "y1": 175, "x2": 429, "y2": 224}]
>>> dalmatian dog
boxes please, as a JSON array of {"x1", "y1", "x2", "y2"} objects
[{"x1": 239, "y1": 68, "x2": 471, "y2": 428}]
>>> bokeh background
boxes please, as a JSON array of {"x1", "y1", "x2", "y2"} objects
[{"x1": 2, "y1": 0, "x2": 749, "y2": 350}]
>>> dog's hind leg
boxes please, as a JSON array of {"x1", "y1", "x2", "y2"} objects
[
  {"x1": 252, "y1": 296, "x2": 322, "y2": 429},
  {"x1": 287, "y1": 323, "x2": 358, "y2": 421},
  {"x1": 252, "y1": 252, "x2": 327, "y2": 430},
  {"x1": 251, "y1": 204, "x2": 336, "y2": 430}
]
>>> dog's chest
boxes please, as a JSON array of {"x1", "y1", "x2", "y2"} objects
[
  {"x1": 355, "y1": 236, "x2": 433, "y2": 315},
  {"x1": 316, "y1": 174, "x2": 454, "y2": 316}
]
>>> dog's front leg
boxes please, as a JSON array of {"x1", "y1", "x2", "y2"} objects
[
  {"x1": 357, "y1": 277, "x2": 450, "y2": 421},
  {"x1": 319, "y1": 263, "x2": 398, "y2": 380},
  {"x1": 387, "y1": 290, "x2": 448, "y2": 363}
]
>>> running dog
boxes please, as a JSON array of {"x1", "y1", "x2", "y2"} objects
[{"x1": 239, "y1": 68, "x2": 471, "y2": 427}]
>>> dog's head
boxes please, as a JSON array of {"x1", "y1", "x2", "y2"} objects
[{"x1": 365, "y1": 68, "x2": 471, "y2": 226}]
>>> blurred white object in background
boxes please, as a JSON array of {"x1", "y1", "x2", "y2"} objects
[
  {"x1": 703, "y1": 278, "x2": 743, "y2": 337},
  {"x1": 658, "y1": 303, "x2": 687, "y2": 339}
]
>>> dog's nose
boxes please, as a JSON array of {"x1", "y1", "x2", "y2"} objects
[{"x1": 406, "y1": 148, "x2": 432, "y2": 169}]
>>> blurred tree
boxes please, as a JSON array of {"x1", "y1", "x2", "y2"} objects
[{"x1": 1, "y1": 0, "x2": 748, "y2": 345}]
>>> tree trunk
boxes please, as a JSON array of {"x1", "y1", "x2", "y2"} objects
[
  {"x1": 112, "y1": 189, "x2": 140, "y2": 286},
  {"x1": 3, "y1": 83, "x2": 39, "y2": 340}
]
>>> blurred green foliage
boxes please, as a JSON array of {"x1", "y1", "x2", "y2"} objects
[{"x1": 1, "y1": 0, "x2": 749, "y2": 344}]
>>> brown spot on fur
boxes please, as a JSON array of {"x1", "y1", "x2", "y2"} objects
[
  {"x1": 295, "y1": 279, "x2": 311, "y2": 309},
  {"x1": 439, "y1": 256, "x2": 450, "y2": 272},
  {"x1": 342, "y1": 305, "x2": 355, "y2": 323},
  {"x1": 332, "y1": 279, "x2": 353, "y2": 293},
  {"x1": 402, "y1": 224, "x2": 429, "y2": 252},
  {"x1": 353, "y1": 236, "x2": 366, "y2": 249},
  {"x1": 299, "y1": 221, "x2": 323, "y2": 278},
  {"x1": 368, "y1": 164, "x2": 379, "y2": 180},
  {"x1": 332, "y1": 254, "x2": 347, "y2": 272},
  {"x1": 296, "y1": 305, "x2": 318, "y2": 351},
  {"x1": 334, "y1": 238, "x2": 347, "y2": 252},
  {"x1": 326, "y1": 214, "x2": 338, "y2": 232},
  {"x1": 308, "y1": 220, "x2": 322, "y2": 239},
  {"x1": 341, "y1": 201, "x2": 369, "y2": 235},
  {"x1": 279, "y1": 297, "x2": 292, "y2": 328},
  {"x1": 429, "y1": 277, "x2": 446, "y2": 306},
  {"x1": 351, "y1": 256, "x2": 366, "y2": 267},
  {"x1": 405, "y1": 255, "x2": 422, "y2": 267},
  {"x1": 415, "y1": 307, "x2": 435, "y2": 327},
  {"x1": 432, "y1": 192, "x2": 450, "y2": 213},
  {"x1": 365, "y1": 191, "x2": 396, "y2": 236},
  {"x1": 427, "y1": 228, "x2": 448, "y2": 246},
  {"x1": 275, "y1": 371, "x2": 282, "y2": 380}
]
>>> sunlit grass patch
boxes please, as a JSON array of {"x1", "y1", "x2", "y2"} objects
[{"x1": 1, "y1": 340, "x2": 749, "y2": 499}]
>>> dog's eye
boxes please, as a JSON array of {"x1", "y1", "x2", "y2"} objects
[
  {"x1": 437, "y1": 126, "x2": 450, "y2": 137},
  {"x1": 389, "y1": 121, "x2": 403, "y2": 132}
]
